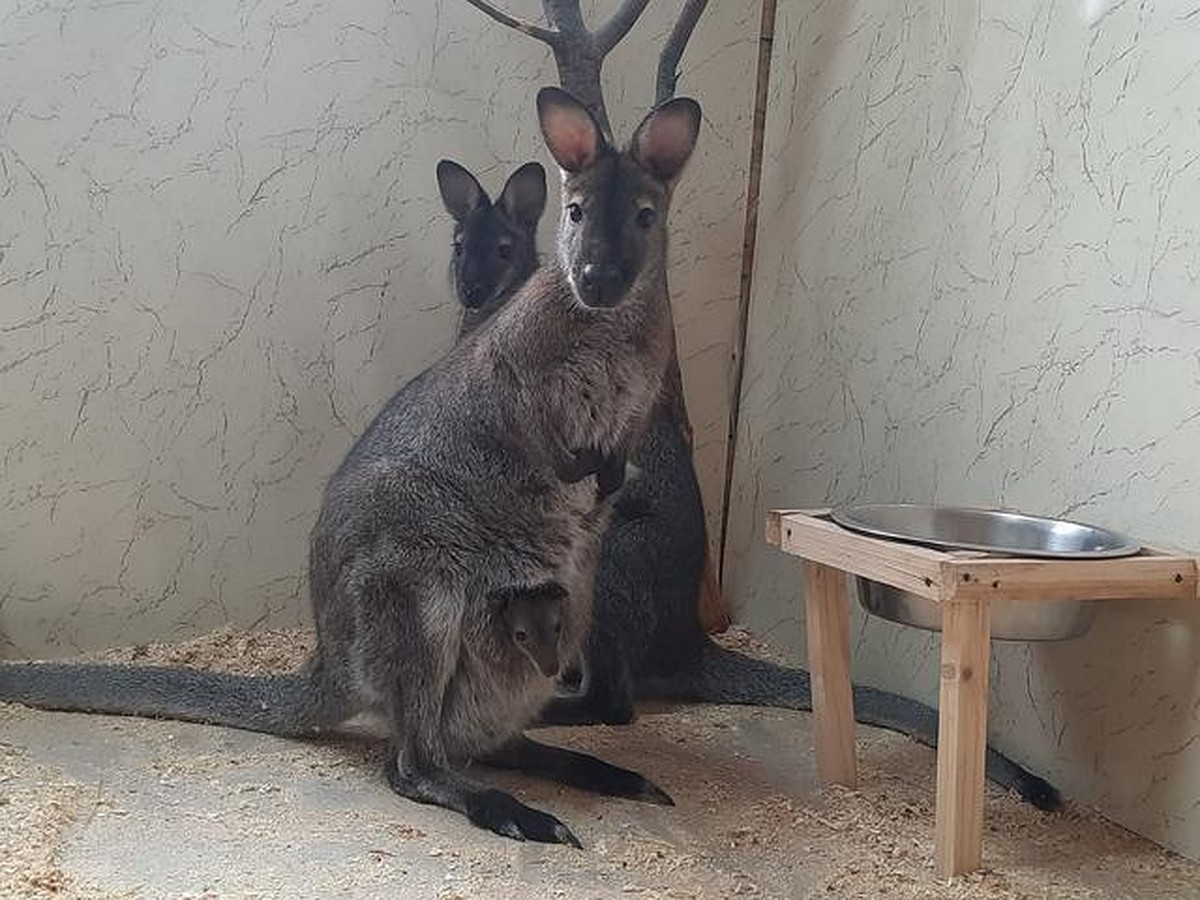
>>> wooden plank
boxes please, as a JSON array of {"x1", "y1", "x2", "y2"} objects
[
  {"x1": 934, "y1": 598, "x2": 992, "y2": 878},
  {"x1": 696, "y1": 557, "x2": 732, "y2": 633},
  {"x1": 768, "y1": 510, "x2": 1200, "y2": 604},
  {"x1": 802, "y1": 560, "x2": 857, "y2": 787},
  {"x1": 765, "y1": 508, "x2": 829, "y2": 547},
  {"x1": 772, "y1": 511, "x2": 946, "y2": 601},
  {"x1": 944, "y1": 554, "x2": 1198, "y2": 603}
]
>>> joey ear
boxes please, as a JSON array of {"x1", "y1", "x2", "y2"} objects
[
  {"x1": 484, "y1": 586, "x2": 513, "y2": 612},
  {"x1": 436, "y1": 159, "x2": 488, "y2": 222},
  {"x1": 536, "y1": 582, "x2": 568, "y2": 603},
  {"x1": 537, "y1": 87, "x2": 605, "y2": 174},
  {"x1": 498, "y1": 162, "x2": 547, "y2": 230},
  {"x1": 629, "y1": 97, "x2": 701, "y2": 183},
  {"x1": 522, "y1": 582, "x2": 568, "y2": 610}
]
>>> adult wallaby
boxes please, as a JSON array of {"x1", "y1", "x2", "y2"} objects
[
  {"x1": 434, "y1": 171, "x2": 1063, "y2": 813},
  {"x1": 0, "y1": 86, "x2": 702, "y2": 846}
]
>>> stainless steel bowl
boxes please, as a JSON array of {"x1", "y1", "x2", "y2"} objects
[
  {"x1": 833, "y1": 504, "x2": 1140, "y2": 642},
  {"x1": 830, "y1": 503, "x2": 1140, "y2": 559},
  {"x1": 852, "y1": 577, "x2": 1097, "y2": 641}
]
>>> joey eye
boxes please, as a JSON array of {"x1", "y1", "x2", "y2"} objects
[
  {"x1": 497, "y1": 242, "x2": 513, "y2": 261},
  {"x1": 636, "y1": 207, "x2": 657, "y2": 229},
  {"x1": 567, "y1": 203, "x2": 583, "y2": 223},
  {"x1": 513, "y1": 628, "x2": 528, "y2": 643}
]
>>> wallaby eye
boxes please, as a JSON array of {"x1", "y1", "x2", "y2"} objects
[
  {"x1": 514, "y1": 628, "x2": 528, "y2": 643},
  {"x1": 567, "y1": 203, "x2": 583, "y2": 223},
  {"x1": 497, "y1": 242, "x2": 513, "y2": 260},
  {"x1": 636, "y1": 207, "x2": 657, "y2": 229},
  {"x1": 453, "y1": 242, "x2": 464, "y2": 257}
]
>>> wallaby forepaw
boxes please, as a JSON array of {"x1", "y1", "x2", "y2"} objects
[
  {"x1": 469, "y1": 789, "x2": 582, "y2": 848},
  {"x1": 595, "y1": 451, "x2": 628, "y2": 500},
  {"x1": 554, "y1": 447, "x2": 603, "y2": 484}
]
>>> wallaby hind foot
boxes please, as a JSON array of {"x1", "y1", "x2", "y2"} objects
[
  {"x1": 384, "y1": 754, "x2": 581, "y2": 848},
  {"x1": 483, "y1": 734, "x2": 672, "y2": 806}
]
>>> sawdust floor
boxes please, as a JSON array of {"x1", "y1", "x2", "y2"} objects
[{"x1": 3, "y1": 627, "x2": 1200, "y2": 899}]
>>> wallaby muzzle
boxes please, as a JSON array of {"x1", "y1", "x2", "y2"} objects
[
  {"x1": 526, "y1": 646, "x2": 561, "y2": 679},
  {"x1": 576, "y1": 262, "x2": 627, "y2": 309}
]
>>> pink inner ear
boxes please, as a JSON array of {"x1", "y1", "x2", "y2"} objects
[
  {"x1": 548, "y1": 112, "x2": 596, "y2": 171},
  {"x1": 638, "y1": 113, "x2": 696, "y2": 177}
]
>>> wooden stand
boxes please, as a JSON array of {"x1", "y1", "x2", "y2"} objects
[{"x1": 766, "y1": 509, "x2": 1199, "y2": 879}]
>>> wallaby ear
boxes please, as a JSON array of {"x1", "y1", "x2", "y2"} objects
[
  {"x1": 498, "y1": 162, "x2": 547, "y2": 230},
  {"x1": 629, "y1": 97, "x2": 702, "y2": 183},
  {"x1": 436, "y1": 159, "x2": 488, "y2": 222},
  {"x1": 485, "y1": 586, "x2": 513, "y2": 614},
  {"x1": 537, "y1": 87, "x2": 604, "y2": 174},
  {"x1": 534, "y1": 582, "x2": 568, "y2": 604}
]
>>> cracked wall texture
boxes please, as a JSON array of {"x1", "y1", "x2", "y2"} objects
[
  {"x1": 0, "y1": 0, "x2": 757, "y2": 655},
  {"x1": 725, "y1": 0, "x2": 1200, "y2": 860}
]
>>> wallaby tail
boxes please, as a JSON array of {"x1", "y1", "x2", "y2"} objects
[
  {"x1": 0, "y1": 661, "x2": 339, "y2": 738},
  {"x1": 639, "y1": 640, "x2": 813, "y2": 708},
  {"x1": 851, "y1": 685, "x2": 1062, "y2": 811},
  {"x1": 642, "y1": 640, "x2": 1062, "y2": 812}
]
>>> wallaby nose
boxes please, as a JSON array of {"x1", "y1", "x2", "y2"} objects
[
  {"x1": 580, "y1": 263, "x2": 620, "y2": 288},
  {"x1": 537, "y1": 655, "x2": 560, "y2": 679},
  {"x1": 462, "y1": 282, "x2": 482, "y2": 306},
  {"x1": 578, "y1": 264, "x2": 623, "y2": 308},
  {"x1": 559, "y1": 666, "x2": 584, "y2": 693}
]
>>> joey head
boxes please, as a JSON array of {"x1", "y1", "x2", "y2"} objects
[{"x1": 489, "y1": 581, "x2": 568, "y2": 679}]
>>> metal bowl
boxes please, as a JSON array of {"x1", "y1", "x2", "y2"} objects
[
  {"x1": 830, "y1": 503, "x2": 1140, "y2": 559},
  {"x1": 852, "y1": 577, "x2": 1098, "y2": 641},
  {"x1": 833, "y1": 504, "x2": 1141, "y2": 642}
]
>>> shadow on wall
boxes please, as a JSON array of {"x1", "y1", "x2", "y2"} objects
[
  {"x1": 755, "y1": 0, "x2": 846, "y2": 281},
  {"x1": 1002, "y1": 597, "x2": 1200, "y2": 828}
]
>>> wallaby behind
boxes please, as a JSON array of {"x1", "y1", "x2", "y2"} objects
[
  {"x1": 0, "y1": 87, "x2": 702, "y2": 847},
  {"x1": 437, "y1": 159, "x2": 545, "y2": 338}
]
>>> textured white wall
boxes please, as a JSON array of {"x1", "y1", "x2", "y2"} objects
[
  {"x1": 725, "y1": 0, "x2": 1200, "y2": 858},
  {"x1": 0, "y1": 0, "x2": 756, "y2": 657}
]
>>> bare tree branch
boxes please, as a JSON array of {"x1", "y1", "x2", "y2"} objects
[
  {"x1": 462, "y1": 0, "x2": 559, "y2": 45},
  {"x1": 541, "y1": 0, "x2": 587, "y2": 35},
  {"x1": 594, "y1": 0, "x2": 651, "y2": 56},
  {"x1": 656, "y1": 0, "x2": 709, "y2": 104},
  {"x1": 541, "y1": 1, "x2": 612, "y2": 140}
]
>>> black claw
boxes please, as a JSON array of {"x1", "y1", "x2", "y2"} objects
[
  {"x1": 469, "y1": 789, "x2": 580, "y2": 847},
  {"x1": 554, "y1": 824, "x2": 583, "y2": 849},
  {"x1": 592, "y1": 767, "x2": 674, "y2": 806},
  {"x1": 495, "y1": 820, "x2": 527, "y2": 842},
  {"x1": 640, "y1": 781, "x2": 675, "y2": 807}
]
